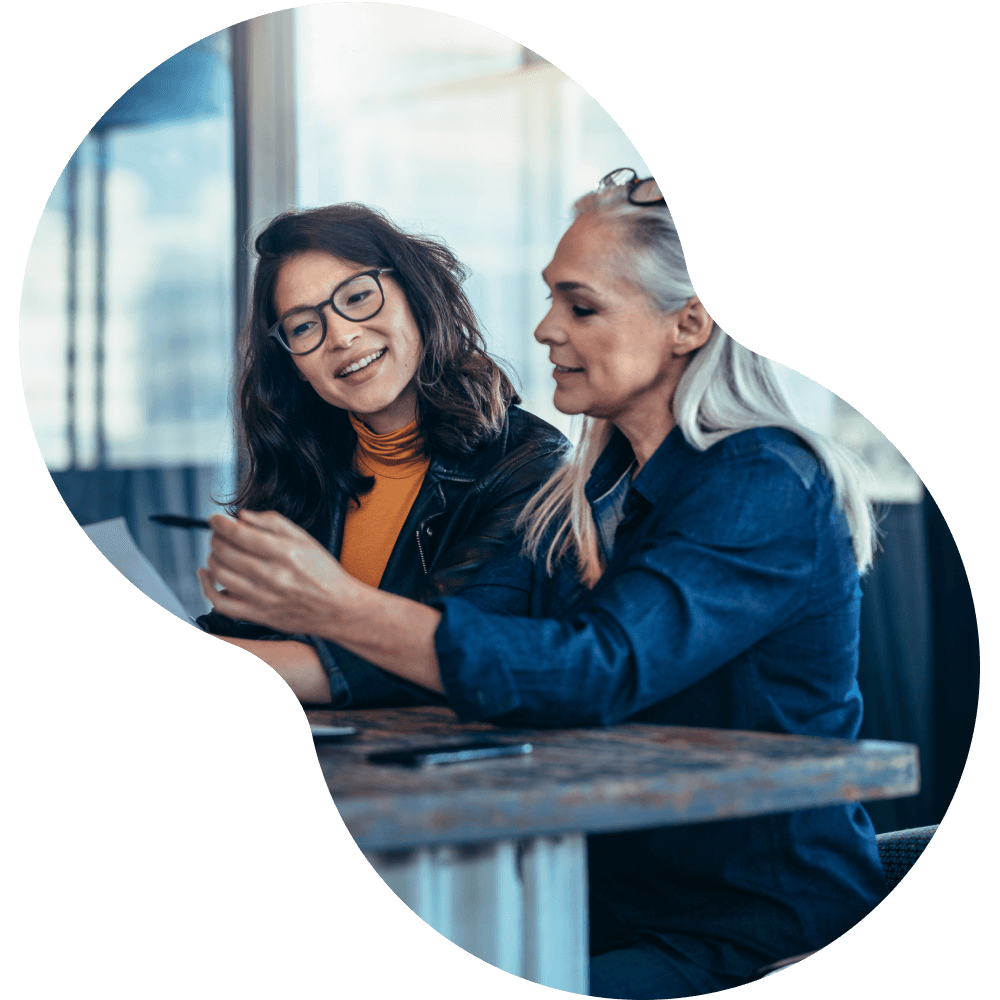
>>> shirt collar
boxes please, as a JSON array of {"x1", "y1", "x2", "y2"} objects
[
  {"x1": 585, "y1": 424, "x2": 689, "y2": 506},
  {"x1": 584, "y1": 427, "x2": 636, "y2": 503}
]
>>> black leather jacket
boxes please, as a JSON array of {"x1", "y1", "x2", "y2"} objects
[{"x1": 197, "y1": 405, "x2": 569, "y2": 706}]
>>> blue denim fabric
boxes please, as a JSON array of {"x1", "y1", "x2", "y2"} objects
[
  {"x1": 589, "y1": 939, "x2": 748, "y2": 999},
  {"x1": 432, "y1": 425, "x2": 886, "y2": 982}
]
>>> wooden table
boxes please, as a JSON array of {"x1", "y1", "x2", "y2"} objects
[{"x1": 309, "y1": 706, "x2": 919, "y2": 994}]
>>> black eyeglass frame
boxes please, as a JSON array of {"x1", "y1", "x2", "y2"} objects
[
  {"x1": 267, "y1": 268, "x2": 395, "y2": 356},
  {"x1": 598, "y1": 167, "x2": 666, "y2": 206}
]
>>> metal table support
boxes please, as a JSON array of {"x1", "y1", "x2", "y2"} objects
[{"x1": 368, "y1": 833, "x2": 588, "y2": 993}]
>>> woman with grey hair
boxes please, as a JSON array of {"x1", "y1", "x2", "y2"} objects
[{"x1": 200, "y1": 170, "x2": 886, "y2": 998}]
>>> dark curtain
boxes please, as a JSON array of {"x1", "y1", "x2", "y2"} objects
[
  {"x1": 925, "y1": 495, "x2": 980, "y2": 822},
  {"x1": 856, "y1": 493, "x2": 980, "y2": 833},
  {"x1": 51, "y1": 465, "x2": 225, "y2": 620}
]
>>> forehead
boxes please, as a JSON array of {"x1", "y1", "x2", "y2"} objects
[
  {"x1": 273, "y1": 250, "x2": 367, "y2": 311},
  {"x1": 544, "y1": 215, "x2": 628, "y2": 286}
]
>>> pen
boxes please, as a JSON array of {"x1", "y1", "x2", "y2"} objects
[{"x1": 149, "y1": 514, "x2": 213, "y2": 530}]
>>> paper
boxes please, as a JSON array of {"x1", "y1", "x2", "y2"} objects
[{"x1": 83, "y1": 517, "x2": 193, "y2": 623}]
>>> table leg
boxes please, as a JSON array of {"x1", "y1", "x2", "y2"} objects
[
  {"x1": 365, "y1": 833, "x2": 588, "y2": 994},
  {"x1": 520, "y1": 833, "x2": 589, "y2": 993}
]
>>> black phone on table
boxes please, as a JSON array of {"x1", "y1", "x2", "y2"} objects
[{"x1": 367, "y1": 740, "x2": 533, "y2": 767}]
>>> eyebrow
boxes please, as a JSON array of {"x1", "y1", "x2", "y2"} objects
[
  {"x1": 541, "y1": 271, "x2": 600, "y2": 295},
  {"x1": 280, "y1": 300, "x2": 315, "y2": 314},
  {"x1": 277, "y1": 269, "x2": 376, "y2": 316}
]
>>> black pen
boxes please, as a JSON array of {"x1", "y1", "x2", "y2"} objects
[{"x1": 149, "y1": 514, "x2": 213, "y2": 530}]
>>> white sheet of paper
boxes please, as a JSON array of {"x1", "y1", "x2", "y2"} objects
[{"x1": 83, "y1": 517, "x2": 193, "y2": 623}]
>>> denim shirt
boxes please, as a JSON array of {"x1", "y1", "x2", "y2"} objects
[{"x1": 432, "y1": 425, "x2": 886, "y2": 975}]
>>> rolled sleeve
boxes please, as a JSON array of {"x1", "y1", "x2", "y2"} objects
[
  {"x1": 434, "y1": 596, "x2": 640, "y2": 726},
  {"x1": 434, "y1": 596, "x2": 524, "y2": 718},
  {"x1": 295, "y1": 635, "x2": 352, "y2": 706},
  {"x1": 197, "y1": 611, "x2": 355, "y2": 707},
  {"x1": 308, "y1": 636, "x2": 447, "y2": 709},
  {"x1": 196, "y1": 609, "x2": 286, "y2": 640}
]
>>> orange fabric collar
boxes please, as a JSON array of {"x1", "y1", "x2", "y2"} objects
[{"x1": 349, "y1": 413, "x2": 427, "y2": 480}]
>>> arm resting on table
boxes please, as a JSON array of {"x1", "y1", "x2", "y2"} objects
[
  {"x1": 314, "y1": 589, "x2": 445, "y2": 695},
  {"x1": 209, "y1": 635, "x2": 332, "y2": 703}
]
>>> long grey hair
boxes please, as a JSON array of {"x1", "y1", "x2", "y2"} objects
[{"x1": 519, "y1": 182, "x2": 876, "y2": 586}]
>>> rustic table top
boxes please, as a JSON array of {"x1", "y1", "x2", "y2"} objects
[{"x1": 307, "y1": 706, "x2": 919, "y2": 852}]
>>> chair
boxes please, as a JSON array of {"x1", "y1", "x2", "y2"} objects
[
  {"x1": 876, "y1": 824, "x2": 938, "y2": 891},
  {"x1": 755, "y1": 824, "x2": 940, "y2": 978}
]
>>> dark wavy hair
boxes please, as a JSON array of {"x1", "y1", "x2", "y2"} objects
[{"x1": 229, "y1": 203, "x2": 518, "y2": 542}]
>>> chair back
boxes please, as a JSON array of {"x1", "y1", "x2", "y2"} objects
[
  {"x1": 755, "y1": 823, "x2": 941, "y2": 981},
  {"x1": 876, "y1": 824, "x2": 938, "y2": 891}
]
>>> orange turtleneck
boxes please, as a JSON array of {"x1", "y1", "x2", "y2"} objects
[{"x1": 339, "y1": 413, "x2": 431, "y2": 588}]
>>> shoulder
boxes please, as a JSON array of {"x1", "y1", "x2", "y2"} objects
[
  {"x1": 655, "y1": 427, "x2": 828, "y2": 545},
  {"x1": 696, "y1": 426, "x2": 823, "y2": 492},
  {"x1": 457, "y1": 408, "x2": 566, "y2": 504},
  {"x1": 488, "y1": 406, "x2": 570, "y2": 486},
  {"x1": 505, "y1": 406, "x2": 571, "y2": 455},
  {"x1": 430, "y1": 406, "x2": 569, "y2": 493}
]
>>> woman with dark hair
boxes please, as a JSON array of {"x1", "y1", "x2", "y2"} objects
[
  {"x1": 197, "y1": 203, "x2": 568, "y2": 705},
  {"x1": 201, "y1": 173, "x2": 885, "y2": 997}
]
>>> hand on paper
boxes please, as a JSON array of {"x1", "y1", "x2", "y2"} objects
[{"x1": 198, "y1": 509, "x2": 359, "y2": 638}]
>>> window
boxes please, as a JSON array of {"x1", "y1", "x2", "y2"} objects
[
  {"x1": 295, "y1": 5, "x2": 650, "y2": 437},
  {"x1": 20, "y1": 9, "x2": 920, "y2": 623},
  {"x1": 19, "y1": 30, "x2": 236, "y2": 617}
]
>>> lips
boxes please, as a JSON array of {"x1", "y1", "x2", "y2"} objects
[
  {"x1": 336, "y1": 347, "x2": 387, "y2": 378},
  {"x1": 553, "y1": 363, "x2": 584, "y2": 373}
]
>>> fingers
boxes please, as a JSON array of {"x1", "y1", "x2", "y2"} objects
[
  {"x1": 208, "y1": 511, "x2": 318, "y2": 560},
  {"x1": 200, "y1": 541, "x2": 268, "y2": 602},
  {"x1": 207, "y1": 535, "x2": 280, "y2": 594},
  {"x1": 225, "y1": 508, "x2": 311, "y2": 541},
  {"x1": 199, "y1": 508, "x2": 345, "y2": 634},
  {"x1": 208, "y1": 525, "x2": 322, "y2": 606},
  {"x1": 209, "y1": 512, "x2": 271, "y2": 551},
  {"x1": 198, "y1": 566, "x2": 254, "y2": 621},
  {"x1": 208, "y1": 513, "x2": 278, "y2": 557},
  {"x1": 198, "y1": 563, "x2": 245, "y2": 610},
  {"x1": 208, "y1": 522, "x2": 291, "y2": 591},
  {"x1": 197, "y1": 566, "x2": 217, "y2": 604},
  {"x1": 202, "y1": 513, "x2": 311, "y2": 623},
  {"x1": 208, "y1": 510, "x2": 335, "y2": 595},
  {"x1": 200, "y1": 565, "x2": 283, "y2": 626},
  {"x1": 239, "y1": 508, "x2": 306, "y2": 539}
]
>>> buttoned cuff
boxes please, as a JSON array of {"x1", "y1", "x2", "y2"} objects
[
  {"x1": 294, "y1": 635, "x2": 353, "y2": 707},
  {"x1": 303, "y1": 636, "x2": 448, "y2": 709},
  {"x1": 195, "y1": 610, "x2": 283, "y2": 640},
  {"x1": 432, "y1": 597, "x2": 523, "y2": 720}
]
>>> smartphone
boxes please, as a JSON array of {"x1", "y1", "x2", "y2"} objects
[{"x1": 367, "y1": 740, "x2": 533, "y2": 767}]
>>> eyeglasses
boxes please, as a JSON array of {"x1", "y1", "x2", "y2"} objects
[
  {"x1": 267, "y1": 268, "x2": 394, "y2": 355},
  {"x1": 598, "y1": 167, "x2": 666, "y2": 206}
]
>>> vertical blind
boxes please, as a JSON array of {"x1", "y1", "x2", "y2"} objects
[{"x1": 20, "y1": 31, "x2": 236, "y2": 617}]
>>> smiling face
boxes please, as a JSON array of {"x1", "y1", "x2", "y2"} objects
[
  {"x1": 534, "y1": 213, "x2": 713, "y2": 458},
  {"x1": 273, "y1": 250, "x2": 423, "y2": 434}
]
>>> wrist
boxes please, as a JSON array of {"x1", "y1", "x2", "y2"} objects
[{"x1": 312, "y1": 571, "x2": 375, "y2": 645}]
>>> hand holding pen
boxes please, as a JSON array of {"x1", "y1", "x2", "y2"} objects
[{"x1": 149, "y1": 512, "x2": 337, "y2": 703}]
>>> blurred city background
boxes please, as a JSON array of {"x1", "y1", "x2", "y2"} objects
[{"x1": 18, "y1": 5, "x2": 975, "y2": 832}]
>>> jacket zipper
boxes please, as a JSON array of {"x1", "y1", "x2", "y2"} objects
[{"x1": 416, "y1": 525, "x2": 429, "y2": 575}]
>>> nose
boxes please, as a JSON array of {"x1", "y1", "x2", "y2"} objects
[
  {"x1": 322, "y1": 306, "x2": 363, "y2": 350},
  {"x1": 534, "y1": 304, "x2": 565, "y2": 346}
]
